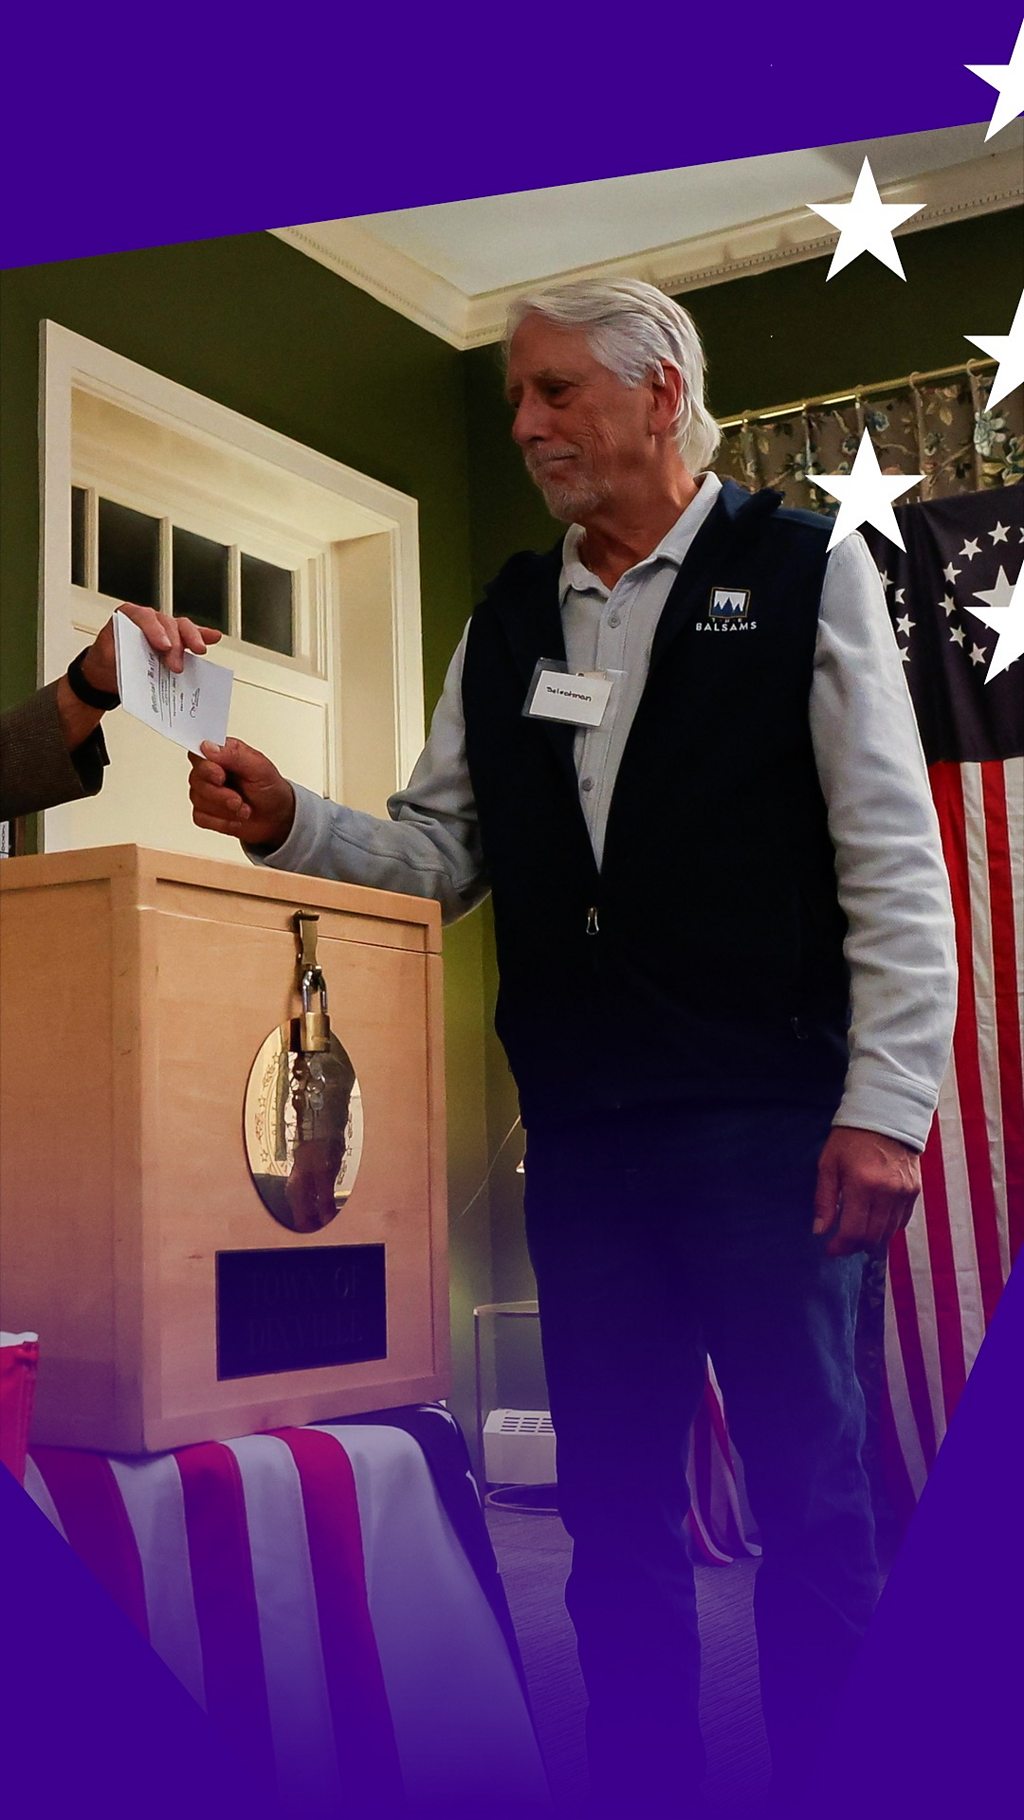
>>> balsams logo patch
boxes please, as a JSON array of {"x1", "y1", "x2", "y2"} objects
[
  {"x1": 694, "y1": 586, "x2": 757, "y2": 634},
  {"x1": 708, "y1": 587, "x2": 751, "y2": 619}
]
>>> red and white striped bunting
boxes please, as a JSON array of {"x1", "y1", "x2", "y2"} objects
[
  {"x1": 26, "y1": 1423, "x2": 551, "y2": 1817},
  {"x1": 882, "y1": 757, "x2": 1024, "y2": 1512}
]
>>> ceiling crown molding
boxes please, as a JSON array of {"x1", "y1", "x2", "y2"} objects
[
  {"x1": 272, "y1": 148, "x2": 1023, "y2": 353},
  {"x1": 273, "y1": 220, "x2": 474, "y2": 348}
]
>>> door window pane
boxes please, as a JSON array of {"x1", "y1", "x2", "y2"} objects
[
  {"x1": 173, "y1": 527, "x2": 229, "y2": 631},
  {"x1": 241, "y1": 555, "x2": 294, "y2": 655},
  {"x1": 71, "y1": 487, "x2": 87, "y2": 587},
  {"x1": 98, "y1": 498, "x2": 160, "y2": 608}
]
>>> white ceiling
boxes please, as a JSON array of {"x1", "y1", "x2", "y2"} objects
[
  {"x1": 274, "y1": 123, "x2": 1023, "y2": 349},
  {"x1": 342, "y1": 125, "x2": 1017, "y2": 292}
]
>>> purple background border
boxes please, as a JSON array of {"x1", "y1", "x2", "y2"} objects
[{"x1": 2, "y1": 4, "x2": 1022, "y2": 266}]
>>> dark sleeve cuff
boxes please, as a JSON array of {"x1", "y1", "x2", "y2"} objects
[{"x1": 69, "y1": 723, "x2": 110, "y2": 797}]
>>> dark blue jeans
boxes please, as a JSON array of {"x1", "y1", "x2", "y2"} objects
[{"x1": 523, "y1": 1103, "x2": 879, "y2": 1812}]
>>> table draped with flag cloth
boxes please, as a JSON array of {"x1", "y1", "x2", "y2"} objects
[{"x1": 25, "y1": 1406, "x2": 552, "y2": 1818}]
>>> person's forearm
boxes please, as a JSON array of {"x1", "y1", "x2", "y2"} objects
[
  {"x1": 54, "y1": 674, "x2": 105, "y2": 754},
  {"x1": 246, "y1": 621, "x2": 488, "y2": 922},
  {"x1": 247, "y1": 782, "x2": 489, "y2": 923},
  {"x1": 812, "y1": 533, "x2": 958, "y2": 1150},
  {"x1": 0, "y1": 681, "x2": 108, "y2": 818}
]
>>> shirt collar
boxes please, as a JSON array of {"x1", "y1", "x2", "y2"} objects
[{"x1": 559, "y1": 470, "x2": 723, "y2": 605}]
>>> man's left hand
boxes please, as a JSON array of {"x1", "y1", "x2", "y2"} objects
[{"x1": 812, "y1": 1126, "x2": 921, "y2": 1256}]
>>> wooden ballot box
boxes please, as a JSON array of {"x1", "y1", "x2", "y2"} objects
[{"x1": 0, "y1": 846, "x2": 449, "y2": 1452}]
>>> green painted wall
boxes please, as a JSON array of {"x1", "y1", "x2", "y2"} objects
[
  {"x1": 463, "y1": 207, "x2": 1024, "y2": 1406},
  {"x1": 0, "y1": 233, "x2": 494, "y2": 1439}
]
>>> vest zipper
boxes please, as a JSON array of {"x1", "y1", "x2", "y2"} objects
[{"x1": 586, "y1": 905, "x2": 600, "y2": 935}]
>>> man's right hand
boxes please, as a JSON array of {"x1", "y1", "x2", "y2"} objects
[{"x1": 189, "y1": 738, "x2": 296, "y2": 849}]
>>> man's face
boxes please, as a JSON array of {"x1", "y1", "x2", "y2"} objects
[{"x1": 505, "y1": 314, "x2": 652, "y2": 522}]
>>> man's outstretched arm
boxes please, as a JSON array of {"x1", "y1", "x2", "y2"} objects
[{"x1": 189, "y1": 628, "x2": 488, "y2": 924}]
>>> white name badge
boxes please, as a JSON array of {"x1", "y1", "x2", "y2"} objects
[{"x1": 525, "y1": 663, "x2": 613, "y2": 728}]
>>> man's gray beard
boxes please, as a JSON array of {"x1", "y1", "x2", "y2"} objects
[{"x1": 531, "y1": 468, "x2": 609, "y2": 524}]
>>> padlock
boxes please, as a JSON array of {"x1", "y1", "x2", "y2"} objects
[
  {"x1": 291, "y1": 967, "x2": 331, "y2": 1054},
  {"x1": 289, "y1": 909, "x2": 332, "y2": 1054}
]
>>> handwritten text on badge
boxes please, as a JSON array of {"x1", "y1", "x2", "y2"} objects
[{"x1": 526, "y1": 669, "x2": 613, "y2": 728}]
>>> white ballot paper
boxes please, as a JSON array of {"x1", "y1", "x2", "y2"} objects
[{"x1": 113, "y1": 614, "x2": 233, "y2": 751}]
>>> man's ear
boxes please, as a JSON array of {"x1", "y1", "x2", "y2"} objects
[{"x1": 649, "y1": 363, "x2": 684, "y2": 435}]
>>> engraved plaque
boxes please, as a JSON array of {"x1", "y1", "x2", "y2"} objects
[
  {"x1": 244, "y1": 1026, "x2": 364, "y2": 1232},
  {"x1": 216, "y1": 1245, "x2": 387, "y2": 1379}
]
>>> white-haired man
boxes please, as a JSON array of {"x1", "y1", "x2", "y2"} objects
[{"x1": 189, "y1": 280, "x2": 956, "y2": 1816}]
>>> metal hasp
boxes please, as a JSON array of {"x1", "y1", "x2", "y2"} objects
[{"x1": 292, "y1": 909, "x2": 331, "y2": 1054}]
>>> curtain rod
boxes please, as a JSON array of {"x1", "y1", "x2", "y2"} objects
[{"x1": 716, "y1": 357, "x2": 996, "y2": 430}]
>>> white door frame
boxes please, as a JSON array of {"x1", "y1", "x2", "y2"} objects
[{"x1": 38, "y1": 321, "x2": 426, "y2": 850}]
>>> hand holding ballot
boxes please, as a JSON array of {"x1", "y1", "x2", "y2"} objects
[
  {"x1": 0, "y1": 602, "x2": 225, "y2": 822},
  {"x1": 113, "y1": 610, "x2": 231, "y2": 753},
  {"x1": 189, "y1": 737, "x2": 296, "y2": 849},
  {"x1": 92, "y1": 602, "x2": 222, "y2": 693}
]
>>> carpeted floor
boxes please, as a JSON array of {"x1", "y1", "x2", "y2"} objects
[{"x1": 485, "y1": 1502, "x2": 770, "y2": 1817}]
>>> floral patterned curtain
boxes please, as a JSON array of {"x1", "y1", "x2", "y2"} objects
[{"x1": 717, "y1": 368, "x2": 1022, "y2": 510}]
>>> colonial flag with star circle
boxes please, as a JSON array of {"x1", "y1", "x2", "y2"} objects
[{"x1": 862, "y1": 487, "x2": 1023, "y2": 1520}]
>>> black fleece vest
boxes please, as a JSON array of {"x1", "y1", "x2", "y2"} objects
[{"x1": 463, "y1": 481, "x2": 852, "y2": 1128}]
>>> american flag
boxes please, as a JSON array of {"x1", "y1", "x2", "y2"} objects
[
  {"x1": 863, "y1": 488, "x2": 1024, "y2": 1518},
  {"x1": 687, "y1": 1365, "x2": 760, "y2": 1566},
  {"x1": 692, "y1": 488, "x2": 1023, "y2": 1561}
]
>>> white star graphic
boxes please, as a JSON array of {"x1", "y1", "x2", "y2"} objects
[
  {"x1": 969, "y1": 644, "x2": 988, "y2": 667},
  {"x1": 959, "y1": 539, "x2": 982, "y2": 560},
  {"x1": 950, "y1": 625, "x2": 966, "y2": 646},
  {"x1": 965, "y1": 289, "x2": 1024, "y2": 410},
  {"x1": 940, "y1": 594, "x2": 957, "y2": 617},
  {"x1": 878, "y1": 569, "x2": 891, "y2": 588},
  {"x1": 990, "y1": 522, "x2": 1011, "y2": 544},
  {"x1": 895, "y1": 587, "x2": 906, "y2": 604},
  {"x1": 808, "y1": 431, "x2": 922, "y2": 551},
  {"x1": 899, "y1": 646, "x2": 912, "y2": 665},
  {"x1": 965, "y1": 19, "x2": 1024, "y2": 141},
  {"x1": 896, "y1": 614, "x2": 915, "y2": 636},
  {"x1": 962, "y1": 565, "x2": 1024, "y2": 682},
  {"x1": 943, "y1": 561, "x2": 962, "y2": 583},
  {"x1": 807, "y1": 157, "x2": 925, "y2": 281}
]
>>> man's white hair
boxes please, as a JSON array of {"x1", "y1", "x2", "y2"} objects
[{"x1": 505, "y1": 278, "x2": 721, "y2": 473}]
